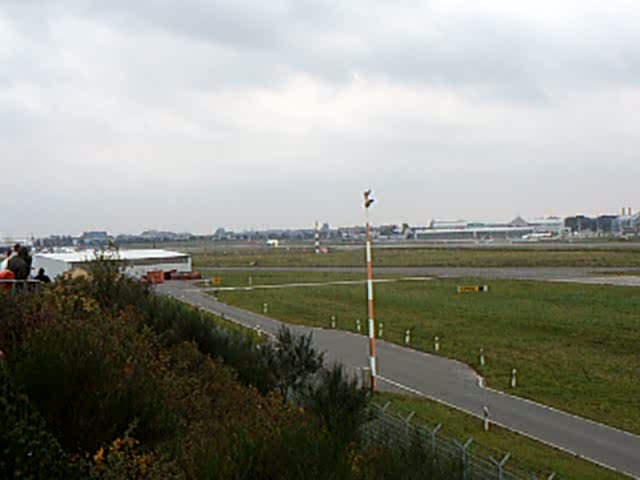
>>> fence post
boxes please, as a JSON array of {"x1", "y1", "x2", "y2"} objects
[
  {"x1": 427, "y1": 423, "x2": 442, "y2": 456},
  {"x1": 372, "y1": 401, "x2": 392, "y2": 439},
  {"x1": 360, "y1": 367, "x2": 372, "y2": 391},
  {"x1": 530, "y1": 474, "x2": 556, "y2": 480},
  {"x1": 452, "y1": 437, "x2": 473, "y2": 480},
  {"x1": 490, "y1": 453, "x2": 511, "y2": 480},
  {"x1": 400, "y1": 411, "x2": 416, "y2": 452}
]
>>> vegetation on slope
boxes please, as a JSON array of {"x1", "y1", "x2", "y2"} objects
[{"x1": 0, "y1": 260, "x2": 466, "y2": 479}]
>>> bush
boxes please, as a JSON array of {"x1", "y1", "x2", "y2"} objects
[
  {"x1": 204, "y1": 421, "x2": 354, "y2": 480},
  {"x1": 89, "y1": 424, "x2": 181, "y2": 480},
  {"x1": 302, "y1": 364, "x2": 371, "y2": 446},
  {"x1": 141, "y1": 295, "x2": 275, "y2": 393},
  {"x1": 0, "y1": 368, "x2": 85, "y2": 479},
  {"x1": 11, "y1": 307, "x2": 177, "y2": 452},
  {"x1": 261, "y1": 326, "x2": 325, "y2": 402},
  {"x1": 1, "y1": 258, "x2": 468, "y2": 479}
]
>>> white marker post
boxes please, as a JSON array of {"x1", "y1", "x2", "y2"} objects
[
  {"x1": 405, "y1": 329, "x2": 411, "y2": 345},
  {"x1": 263, "y1": 303, "x2": 268, "y2": 314},
  {"x1": 483, "y1": 406, "x2": 490, "y2": 431},
  {"x1": 480, "y1": 348, "x2": 485, "y2": 366},
  {"x1": 356, "y1": 319, "x2": 361, "y2": 333},
  {"x1": 378, "y1": 322, "x2": 384, "y2": 337},
  {"x1": 331, "y1": 315, "x2": 336, "y2": 329},
  {"x1": 511, "y1": 368, "x2": 517, "y2": 388},
  {"x1": 434, "y1": 336, "x2": 440, "y2": 352},
  {"x1": 248, "y1": 276, "x2": 253, "y2": 286}
]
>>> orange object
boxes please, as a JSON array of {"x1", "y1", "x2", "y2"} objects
[
  {"x1": 0, "y1": 269, "x2": 15, "y2": 291},
  {"x1": 147, "y1": 271, "x2": 164, "y2": 284}
]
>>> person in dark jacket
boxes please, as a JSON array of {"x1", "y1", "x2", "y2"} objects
[
  {"x1": 8, "y1": 254, "x2": 28, "y2": 280},
  {"x1": 34, "y1": 268, "x2": 51, "y2": 284},
  {"x1": 8, "y1": 244, "x2": 32, "y2": 283}
]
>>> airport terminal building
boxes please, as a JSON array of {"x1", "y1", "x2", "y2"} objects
[{"x1": 414, "y1": 217, "x2": 565, "y2": 241}]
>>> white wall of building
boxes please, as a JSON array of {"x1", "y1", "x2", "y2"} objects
[
  {"x1": 33, "y1": 250, "x2": 192, "y2": 281},
  {"x1": 32, "y1": 255, "x2": 70, "y2": 280}
]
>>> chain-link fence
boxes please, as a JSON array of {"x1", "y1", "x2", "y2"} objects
[{"x1": 362, "y1": 401, "x2": 559, "y2": 480}]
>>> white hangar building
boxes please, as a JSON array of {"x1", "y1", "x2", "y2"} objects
[{"x1": 32, "y1": 249, "x2": 192, "y2": 281}]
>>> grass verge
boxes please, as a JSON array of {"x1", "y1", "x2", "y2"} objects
[
  {"x1": 191, "y1": 246, "x2": 640, "y2": 268},
  {"x1": 208, "y1": 271, "x2": 640, "y2": 435},
  {"x1": 374, "y1": 392, "x2": 630, "y2": 480}
]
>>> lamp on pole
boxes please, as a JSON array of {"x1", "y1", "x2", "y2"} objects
[{"x1": 364, "y1": 189, "x2": 377, "y2": 393}]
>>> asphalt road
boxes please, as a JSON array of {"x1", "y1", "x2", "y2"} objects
[
  {"x1": 200, "y1": 265, "x2": 640, "y2": 282},
  {"x1": 551, "y1": 276, "x2": 640, "y2": 287},
  {"x1": 158, "y1": 281, "x2": 640, "y2": 478}
]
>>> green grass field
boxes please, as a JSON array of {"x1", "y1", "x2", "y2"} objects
[
  {"x1": 374, "y1": 393, "x2": 628, "y2": 480},
  {"x1": 206, "y1": 271, "x2": 640, "y2": 435},
  {"x1": 192, "y1": 245, "x2": 640, "y2": 268}
]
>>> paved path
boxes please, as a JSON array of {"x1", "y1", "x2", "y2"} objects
[
  {"x1": 199, "y1": 276, "x2": 431, "y2": 292},
  {"x1": 199, "y1": 266, "x2": 640, "y2": 282},
  {"x1": 550, "y1": 275, "x2": 640, "y2": 287},
  {"x1": 157, "y1": 281, "x2": 640, "y2": 478}
]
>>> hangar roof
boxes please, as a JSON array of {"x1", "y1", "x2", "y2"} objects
[{"x1": 34, "y1": 249, "x2": 189, "y2": 264}]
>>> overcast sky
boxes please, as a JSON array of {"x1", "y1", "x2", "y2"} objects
[{"x1": 1, "y1": 0, "x2": 639, "y2": 236}]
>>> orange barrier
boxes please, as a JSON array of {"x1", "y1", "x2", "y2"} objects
[{"x1": 147, "y1": 270, "x2": 165, "y2": 284}]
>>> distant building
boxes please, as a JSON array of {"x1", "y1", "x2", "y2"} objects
[
  {"x1": 415, "y1": 225, "x2": 533, "y2": 241},
  {"x1": 337, "y1": 226, "x2": 367, "y2": 240},
  {"x1": 79, "y1": 231, "x2": 111, "y2": 246},
  {"x1": 565, "y1": 216, "x2": 596, "y2": 233},
  {"x1": 596, "y1": 215, "x2": 617, "y2": 233},
  {"x1": 32, "y1": 249, "x2": 192, "y2": 281},
  {"x1": 565, "y1": 214, "x2": 624, "y2": 235},
  {"x1": 415, "y1": 216, "x2": 565, "y2": 241},
  {"x1": 528, "y1": 217, "x2": 565, "y2": 235},
  {"x1": 612, "y1": 211, "x2": 640, "y2": 236}
]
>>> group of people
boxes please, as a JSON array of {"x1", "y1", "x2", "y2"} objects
[{"x1": 0, "y1": 244, "x2": 50, "y2": 289}]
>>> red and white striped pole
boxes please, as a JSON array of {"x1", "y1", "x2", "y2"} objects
[
  {"x1": 315, "y1": 221, "x2": 320, "y2": 255},
  {"x1": 364, "y1": 190, "x2": 377, "y2": 393}
]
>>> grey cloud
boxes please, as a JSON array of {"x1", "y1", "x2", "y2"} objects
[
  {"x1": 1, "y1": 1, "x2": 640, "y2": 236},
  {"x1": 5, "y1": 1, "x2": 639, "y2": 101},
  {"x1": 73, "y1": 1, "x2": 640, "y2": 100}
]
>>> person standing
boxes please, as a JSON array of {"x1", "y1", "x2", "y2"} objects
[
  {"x1": 8, "y1": 244, "x2": 29, "y2": 287},
  {"x1": 34, "y1": 268, "x2": 51, "y2": 284}
]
